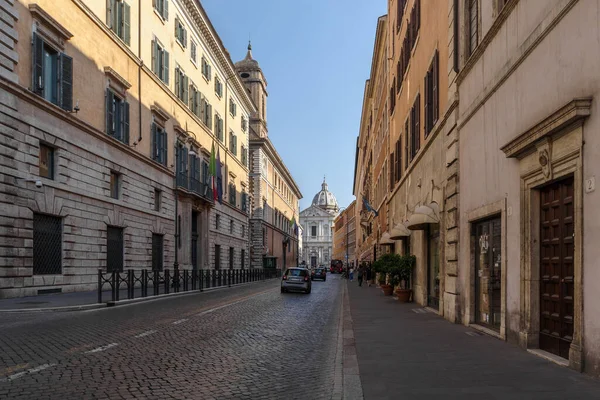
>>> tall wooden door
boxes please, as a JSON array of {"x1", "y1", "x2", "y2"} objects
[{"x1": 540, "y1": 176, "x2": 574, "y2": 359}]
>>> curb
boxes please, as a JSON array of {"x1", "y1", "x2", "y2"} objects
[
  {"x1": 342, "y1": 281, "x2": 364, "y2": 400},
  {"x1": 0, "y1": 280, "x2": 277, "y2": 313},
  {"x1": 331, "y1": 280, "x2": 345, "y2": 400}
]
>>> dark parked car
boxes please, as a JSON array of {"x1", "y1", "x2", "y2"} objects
[
  {"x1": 311, "y1": 268, "x2": 327, "y2": 281},
  {"x1": 281, "y1": 268, "x2": 312, "y2": 294}
]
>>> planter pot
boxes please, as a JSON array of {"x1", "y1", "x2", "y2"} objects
[
  {"x1": 381, "y1": 284, "x2": 393, "y2": 296},
  {"x1": 394, "y1": 288, "x2": 412, "y2": 303}
]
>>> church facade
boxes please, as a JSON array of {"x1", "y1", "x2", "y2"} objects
[{"x1": 299, "y1": 180, "x2": 339, "y2": 268}]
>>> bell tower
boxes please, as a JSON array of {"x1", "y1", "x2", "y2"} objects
[{"x1": 235, "y1": 42, "x2": 268, "y2": 138}]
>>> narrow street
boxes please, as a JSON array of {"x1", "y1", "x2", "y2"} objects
[{"x1": 0, "y1": 277, "x2": 343, "y2": 399}]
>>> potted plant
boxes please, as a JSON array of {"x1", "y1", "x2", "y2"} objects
[
  {"x1": 372, "y1": 253, "x2": 400, "y2": 296},
  {"x1": 393, "y1": 255, "x2": 416, "y2": 302}
]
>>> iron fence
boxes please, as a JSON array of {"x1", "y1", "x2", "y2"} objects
[{"x1": 98, "y1": 268, "x2": 281, "y2": 303}]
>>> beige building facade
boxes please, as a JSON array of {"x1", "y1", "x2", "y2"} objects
[{"x1": 0, "y1": 0, "x2": 255, "y2": 298}]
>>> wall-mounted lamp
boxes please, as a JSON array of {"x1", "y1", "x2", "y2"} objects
[
  {"x1": 14, "y1": 177, "x2": 43, "y2": 188},
  {"x1": 68, "y1": 100, "x2": 80, "y2": 114}
]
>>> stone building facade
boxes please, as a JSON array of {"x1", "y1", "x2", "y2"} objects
[
  {"x1": 300, "y1": 179, "x2": 339, "y2": 267},
  {"x1": 332, "y1": 200, "x2": 356, "y2": 268},
  {"x1": 235, "y1": 45, "x2": 302, "y2": 271},
  {"x1": 0, "y1": 0, "x2": 254, "y2": 298}
]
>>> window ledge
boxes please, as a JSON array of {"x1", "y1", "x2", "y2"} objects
[
  {"x1": 191, "y1": 58, "x2": 198, "y2": 68},
  {"x1": 176, "y1": 39, "x2": 186, "y2": 51},
  {"x1": 153, "y1": 9, "x2": 166, "y2": 24}
]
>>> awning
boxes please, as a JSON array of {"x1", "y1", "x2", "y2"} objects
[
  {"x1": 389, "y1": 222, "x2": 411, "y2": 240},
  {"x1": 407, "y1": 202, "x2": 440, "y2": 231},
  {"x1": 379, "y1": 232, "x2": 395, "y2": 246}
]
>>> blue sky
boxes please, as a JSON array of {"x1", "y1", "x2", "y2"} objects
[{"x1": 202, "y1": 0, "x2": 387, "y2": 211}]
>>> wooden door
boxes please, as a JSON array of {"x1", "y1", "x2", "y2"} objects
[{"x1": 540, "y1": 177, "x2": 574, "y2": 359}]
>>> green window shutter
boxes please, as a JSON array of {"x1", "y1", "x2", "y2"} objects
[
  {"x1": 32, "y1": 33, "x2": 44, "y2": 96},
  {"x1": 174, "y1": 18, "x2": 178, "y2": 40},
  {"x1": 174, "y1": 67, "x2": 180, "y2": 97},
  {"x1": 59, "y1": 53, "x2": 73, "y2": 111},
  {"x1": 161, "y1": 129, "x2": 168, "y2": 165},
  {"x1": 183, "y1": 76, "x2": 189, "y2": 106},
  {"x1": 151, "y1": 123, "x2": 157, "y2": 160},
  {"x1": 195, "y1": 91, "x2": 201, "y2": 117},
  {"x1": 164, "y1": 0, "x2": 168, "y2": 20},
  {"x1": 200, "y1": 96, "x2": 206, "y2": 123},
  {"x1": 151, "y1": 40, "x2": 157, "y2": 74},
  {"x1": 123, "y1": 2, "x2": 131, "y2": 46},
  {"x1": 106, "y1": 0, "x2": 113, "y2": 28},
  {"x1": 106, "y1": 89, "x2": 114, "y2": 135},
  {"x1": 208, "y1": 104, "x2": 213, "y2": 128},
  {"x1": 164, "y1": 51, "x2": 169, "y2": 84},
  {"x1": 122, "y1": 101, "x2": 130, "y2": 144}
]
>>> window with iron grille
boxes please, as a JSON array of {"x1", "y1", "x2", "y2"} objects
[
  {"x1": 215, "y1": 244, "x2": 221, "y2": 269},
  {"x1": 468, "y1": 0, "x2": 479, "y2": 57},
  {"x1": 153, "y1": 0, "x2": 168, "y2": 20},
  {"x1": 152, "y1": 233, "x2": 163, "y2": 271},
  {"x1": 32, "y1": 33, "x2": 73, "y2": 111},
  {"x1": 151, "y1": 122, "x2": 167, "y2": 166},
  {"x1": 410, "y1": 94, "x2": 421, "y2": 160},
  {"x1": 39, "y1": 143, "x2": 54, "y2": 179},
  {"x1": 33, "y1": 213, "x2": 62, "y2": 275},
  {"x1": 105, "y1": 89, "x2": 130, "y2": 144},
  {"x1": 107, "y1": 0, "x2": 131, "y2": 46},
  {"x1": 230, "y1": 219, "x2": 234, "y2": 234},
  {"x1": 154, "y1": 189, "x2": 161, "y2": 211},
  {"x1": 174, "y1": 17, "x2": 187, "y2": 48},
  {"x1": 151, "y1": 39, "x2": 169, "y2": 84},
  {"x1": 110, "y1": 171, "x2": 120, "y2": 199},
  {"x1": 175, "y1": 66, "x2": 189, "y2": 106},
  {"x1": 424, "y1": 50, "x2": 439, "y2": 137},
  {"x1": 107, "y1": 226, "x2": 124, "y2": 272},
  {"x1": 229, "y1": 247, "x2": 234, "y2": 269}
]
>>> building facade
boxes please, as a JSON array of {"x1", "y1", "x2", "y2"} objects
[
  {"x1": 235, "y1": 45, "x2": 302, "y2": 271},
  {"x1": 300, "y1": 179, "x2": 339, "y2": 268},
  {"x1": 0, "y1": 0, "x2": 254, "y2": 298},
  {"x1": 332, "y1": 200, "x2": 356, "y2": 268}
]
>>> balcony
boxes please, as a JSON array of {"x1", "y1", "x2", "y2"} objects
[
  {"x1": 303, "y1": 235, "x2": 332, "y2": 242},
  {"x1": 176, "y1": 171, "x2": 213, "y2": 203}
]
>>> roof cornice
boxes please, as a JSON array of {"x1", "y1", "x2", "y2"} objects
[{"x1": 251, "y1": 137, "x2": 303, "y2": 199}]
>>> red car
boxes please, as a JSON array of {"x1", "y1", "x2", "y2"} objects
[{"x1": 330, "y1": 260, "x2": 344, "y2": 274}]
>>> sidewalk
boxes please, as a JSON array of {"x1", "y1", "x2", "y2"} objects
[{"x1": 347, "y1": 281, "x2": 600, "y2": 400}]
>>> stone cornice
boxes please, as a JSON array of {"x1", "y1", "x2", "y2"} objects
[
  {"x1": 501, "y1": 98, "x2": 591, "y2": 159},
  {"x1": 30, "y1": 4, "x2": 73, "y2": 41},
  {"x1": 250, "y1": 137, "x2": 302, "y2": 199},
  {"x1": 103, "y1": 67, "x2": 132, "y2": 90}
]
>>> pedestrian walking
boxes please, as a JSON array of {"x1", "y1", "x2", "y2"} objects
[
  {"x1": 358, "y1": 267, "x2": 363, "y2": 287},
  {"x1": 349, "y1": 267, "x2": 354, "y2": 281},
  {"x1": 366, "y1": 266, "x2": 372, "y2": 287}
]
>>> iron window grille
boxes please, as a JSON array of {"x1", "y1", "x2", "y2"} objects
[
  {"x1": 229, "y1": 247, "x2": 234, "y2": 269},
  {"x1": 154, "y1": 189, "x2": 161, "y2": 211},
  {"x1": 33, "y1": 213, "x2": 62, "y2": 275}
]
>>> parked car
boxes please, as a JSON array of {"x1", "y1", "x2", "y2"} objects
[
  {"x1": 330, "y1": 260, "x2": 344, "y2": 274},
  {"x1": 281, "y1": 268, "x2": 312, "y2": 294},
  {"x1": 311, "y1": 267, "x2": 327, "y2": 281}
]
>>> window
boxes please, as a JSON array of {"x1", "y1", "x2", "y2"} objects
[
  {"x1": 395, "y1": 138, "x2": 402, "y2": 183},
  {"x1": 153, "y1": 0, "x2": 168, "y2": 20},
  {"x1": 229, "y1": 247, "x2": 234, "y2": 269},
  {"x1": 39, "y1": 143, "x2": 54, "y2": 179},
  {"x1": 311, "y1": 226, "x2": 317, "y2": 238},
  {"x1": 241, "y1": 145, "x2": 248, "y2": 166},
  {"x1": 229, "y1": 183, "x2": 236, "y2": 205},
  {"x1": 105, "y1": 89, "x2": 130, "y2": 144},
  {"x1": 174, "y1": 17, "x2": 187, "y2": 48},
  {"x1": 33, "y1": 213, "x2": 62, "y2": 275},
  {"x1": 241, "y1": 192, "x2": 248, "y2": 212},
  {"x1": 107, "y1": 226, "x2": 124, "y2": 272},
  {"x1": 409, "y1": 0, "x2": 420, "y2": 50},
  {"x1": 151, "y1": 39, "x2": 170, "y2": 84},
  {"x1": 215, "y1": 77, "x2": 223, "y2": 97},
  {"x1": 176, "y1": 143, "x2": 188, "y2": 188},
  {"x1": 152, "y1": 233, "x2": 163, "y2": 271},
  {"x1": 424, "y1": 50, "x2": 439, "y2": 137},
  {"x1": 154, "y1": 189, "x2": 161, "y2": 211},
  {"x1": 241, "y1": 224, "x2": 246, "y2": 238},
  {"x1": 175, "y1": 66, "x2": 189, "y2": 105},
  {"x1": 241, "y1": 249, "x2": 245, "y2": 269},
  {"x1": 389, "y1": 80, "x2": 396, "y2": 115},
  {"x1": 201, "y1": 56, "x2": 211, "y2": 81},
  {"x1": 410, "y1": 94, "x2": 421, "y2": 160},
  {"x1": 190, "y1": 40, "x2": 197, "y2": 64},
  {"x1": 189, "y1": 83, "x2": 200, "y2": 115},
  {"x1": 215, "y1": 244, "x2": 221, "y2": 269},
  {"x1": 230, "y1": 219, "x2": 234, "y2": 234},
  {"x1": 32, "y1": 33, "x2": 73, "y2": 111},
  {"x1": 389, "y1": 153, "x2": 395, "y2": 189},
  {"x1": 468, "y1": 0, "x2": 479, "y2": 56},
  {"x1": 107, "y1": 0, "x2": 131, "y2": 45},
  {"x1": 151, "y1": 123, "x2": 167, "y2": 165},
  {"x1": 215, "y1": 214, "x2": 221, "y2": 229},
  {"x1": 241, "y1": 116, "x2": 247, "y2": 132},
  {"x1": 110, "y1": 171, "x2": 120, "y2": 199},
  {"x1": 229, "y1": 98, "x2": 237, "y2": 117},
  {"x1": 229, "y1": 132, "x2": 237, "y2": 156},
  {"x1": 199, "y1": 95, "x2": 212, "y2": 128},
  {"x1": 214, "y1": 114, "x2": 223, "y2": 141},
  {"x1": 396, "y1": 0, "x2": 406, "y2": 32}
]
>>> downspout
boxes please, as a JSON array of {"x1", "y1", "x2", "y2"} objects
[{"x1": 137, "y1": 0, "x2": 142, "y2": 144}]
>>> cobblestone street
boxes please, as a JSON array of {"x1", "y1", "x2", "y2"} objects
[{"x1": 0, "y1": 277, "x2": 343, "y2": 399}]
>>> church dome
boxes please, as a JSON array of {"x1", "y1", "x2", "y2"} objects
[
  {"x1": 235, "y1": 42, "x2": 261, "y2": 72},
  {"x1": 311, "y1": 178, "x2": 339, "y2": 213}
]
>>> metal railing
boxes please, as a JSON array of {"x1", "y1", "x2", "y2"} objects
[{"x1": 97, "y1": 268, "x2": 281, "y2": 303}]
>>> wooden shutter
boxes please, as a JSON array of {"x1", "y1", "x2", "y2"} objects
[
  {"x1": 123, "y1": 2, "x2": 131, "y2": 45},
  {"x1": 164, "y1": 0, "x2": 168, "y2": 20},
  {"x1": 32, "y1": 33, "x2": 44, "y2": 95},
  {"x1": 106, "y1": 89, "x2": 114, "y2": 135},
  {"x1": 433, "y1": 50, "x2": 439, "y2": 124},
  {"x1": 174, "y1": 68, "x2": 180, "y2": 97},
  {"x1": 415, "y1": 94, "x2": 421, "y2": 152},
  {"x1": 389, "y1": 152, "x2": 395, "y2": 188},
  {"x1": 123, "y1": 101, "x2": 130, "y2": 144},
  {"x1": 59, "y1": 54, "x2": 73, "y2": 111},
  {"x1": 208, "y1": 104, "x2": 213, "y2": 128},
  {"x1": 151, "y1": 40, "x2": 157, "y2": 74},
  {"x1": 200, "y1": 95, "x2": 206, "y2": 123},
  {"x1": 161, "y1": 129, "x2": 168, "y2": 165},
  {"x1": 183, "y1": 76, "x2": 189, "y2": 105},
  {"x1": 424, "y1": 72, "x2": 429, "y2": 135},
  {"x1": 151, "y1": 123, "x2": 157, "y2": 160},
  {"x1": 106, "y1": 0, "x2": 113, "y2": 28},
  {"x1": 416, "y1": 0, "x2": 420, "y2": 32},
  {"x1": 195, "y1": 91, "x2": 201, "y2": 117},
  {"x1": 397, "y1": 136, "x2": 403, "y2": 178},
  {"x1": 164, "y1": 50, "x2": 169, "y2": 84}
]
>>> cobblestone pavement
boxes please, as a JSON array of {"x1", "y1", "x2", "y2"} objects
[
  {"x1": 0, "y1": 276, "x2": 343, "y2": 399},
  {"x1": 347, "y1": 281, "x2": 600, "y2": 400}
]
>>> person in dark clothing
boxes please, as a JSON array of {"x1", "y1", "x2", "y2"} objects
[
  {"x1": 358, "y1": 267, "x2": 364, "y2": 287},
  {"x1": 366, "y1": 266, "x2": 372, "y2": 287}
]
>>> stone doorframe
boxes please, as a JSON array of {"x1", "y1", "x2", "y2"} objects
[
  {"x1": 465, "y1": 199, "x2": 507, "y2": 340},
  {"x1": 501, "y1": 98, "x2": 590, "y2": 371}
]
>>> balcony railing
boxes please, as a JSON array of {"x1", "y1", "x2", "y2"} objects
[
  {"x1": 177, "y1": 172, "x2": 212, "y2": 202},
  {"x1": 304, "y1": 235, "x2": 332, "y2": 242}
]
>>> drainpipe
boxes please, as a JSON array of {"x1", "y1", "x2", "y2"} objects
[{"x1": 137, "y1": 0, "x2": 142, "y2": 144}]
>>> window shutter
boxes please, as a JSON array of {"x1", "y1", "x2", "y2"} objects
[
  {"x1": 164, "y1": 0, "x2": 168, "y2": 20},
  {"x1": 405, "y1": 119, "x2": 410, "y2": 165},
  {"x1": 415, "y1": 94, "x2": 421, "y2": 152},
  {"x1": 424, "y1": 72, "x2": 429, "y2": 135},
  {"x1": 151, "y1": 123, "x2": 157, "y2": 160},
  {"x1": 174, "y1": 68, "x2": 180, "y2": 97},
  {"x1": 183, "y1": 28, "x2": 187, "y2": 48},
  {"x1": 433, "y1": 50, "x2": 439, "y2": 124},
  {"x1": 389, "y1": 152, "x2": 395, "y2": 188},
  {"x1": 174, "y1": 18, "x2": 178, "y2": 40},
  {"x1": 106, "y1": 0, "x2": 113, "y2": 28},
  {"x1": 151, "y1": 40, "x2": 157, "y2": 74},
  {"x1": 183, "y1": 76, "x2": 189, "y2": 105},
  {"x1": 106, "y1": 89, "x2": 114, "y2": 135},
  {"x1": 164, "y1": 51, "x2": 169, "y2": 84},
  {"x1": 200, "y1": 95, "x2": 206, "y2": 122},
  {"x1": 208, "y1": 104, "x2": 213, "y2": 128},
  {"x1": 189, "y1": 85, "x2": 194, "y2": 109},
  {"x1": 161, "y1": 129, "x2": 168, "y2": 165},
  {"x1": 195, "y1": 91, "x2": 201, "y2": 117},
  {"x1": 123, "y1": 2, "x2": 131, "y2": 45},
  {"x1": 58, "y1": 53, "x2": 73, "y2": 111},
  {"x1": 32, "y1": 33, "x2": 44, "y2": 95},
  {"x1": 123, "y1": 101, "x2": 130, "y2": 144}
]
